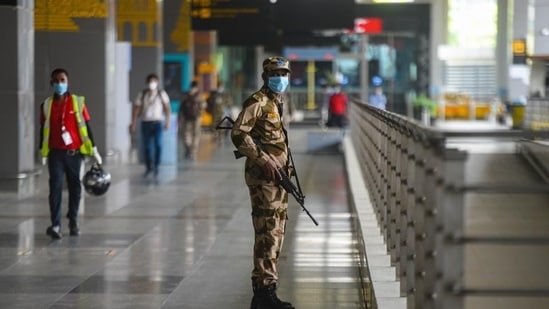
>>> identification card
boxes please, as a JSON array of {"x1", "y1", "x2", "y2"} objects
[
  {"x1": 146, "y1": 108, "x2": 154, "y2": 119},
  {"x1": 61, "y1": 131, "x2": 73, "y2": 145}
]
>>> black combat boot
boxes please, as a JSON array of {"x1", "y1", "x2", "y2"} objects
[{"x1": 252, "y1": 285, "x2": 295, "y2": 309}]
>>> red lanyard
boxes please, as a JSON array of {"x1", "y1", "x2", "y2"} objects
[{"x1": 59, "y1": 95, "x2": 68, "y2": 131}]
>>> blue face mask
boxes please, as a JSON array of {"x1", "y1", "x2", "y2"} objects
[
  {"x1": 268, "y1": 76, "x2": 289, "y2": 93},
  {"x1": 53, "y1": 82, "x2": 68, "y2": 95}
]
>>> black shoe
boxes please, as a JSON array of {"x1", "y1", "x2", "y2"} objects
[
  {"x1": 69, "y1": 223, "x2": 80, "y2": 236},
  {"x1": 46, "y1": 226, "x2": 62, "y2": 239},
  {"x1": 253, "y1": 285, "x2": 294, "y2": 309}
]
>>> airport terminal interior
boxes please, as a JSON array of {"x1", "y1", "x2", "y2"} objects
[{"x1": 1, "y1": 0, "x2": 549, "y2": 308}]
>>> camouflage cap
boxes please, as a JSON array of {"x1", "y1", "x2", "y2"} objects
[{"x1": 262, "y1": 56, "x2": 291, "y2": 73}]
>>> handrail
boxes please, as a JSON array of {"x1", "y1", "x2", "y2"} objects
[{"x1": 349, "y1": 99, "x2": 549, "y2": 309}]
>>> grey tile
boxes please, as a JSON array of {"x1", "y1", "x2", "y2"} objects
[
  {"x1": 52, "y1": 293, "x2": 169, "y2": 309},
  {"x1": 0, "y1": 129, "x2": 367, "y2": 309},
  {"x1": 69, "y1": 275, "x2": 183, "y2": 294},
  {"x1": 0, "y1": 293, "x2": 64, "y2": 309},
  {"x1": 0, "y1": 275, "x2": 86, "y2": 293}
]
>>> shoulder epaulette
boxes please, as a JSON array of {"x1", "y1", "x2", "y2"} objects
[
  {"x1": 251, "y1": 92, "x2": 266, "y2": 101},
  {"x1": 243, "y1": 91, "x2": 267, "y2": 108}
]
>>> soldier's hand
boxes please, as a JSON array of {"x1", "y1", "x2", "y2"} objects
[{"x1": 262, "y1": 158, "x2": 278, "y2": 182}]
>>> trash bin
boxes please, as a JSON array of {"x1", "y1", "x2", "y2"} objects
[{"x1": 511, "y1": 102, "x2": 525, "y2": 129}]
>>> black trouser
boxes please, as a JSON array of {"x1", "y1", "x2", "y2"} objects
[
  {"x1": 327, "y1": 114, "x2": 346, "y2": 128},
  {"x1": 47, "y1": 149, "x2": 83, "y2": 227}
]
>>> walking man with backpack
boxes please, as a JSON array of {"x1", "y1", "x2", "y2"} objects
[
  {"x1": 179, "y1": 81, "x2": 205, "y2": 161},
  {"x1": 130, "y1": 73, "x2": 171, "y2": 177}
]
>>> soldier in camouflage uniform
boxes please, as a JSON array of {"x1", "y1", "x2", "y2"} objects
[{"x1": 231, "y1": 57, "x2": 295, "y2": 309}]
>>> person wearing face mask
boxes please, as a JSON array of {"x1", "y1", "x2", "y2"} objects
[
  {"x1": 231, "y1": 57, "x2": 295, "y2": 309},
  {"x1": 39, "y1": 68, "x2": 102, "y2": 239},
  {"x1": 130, "y1": 73, "x2": 171, "y2": 177},
  {"x1": 178, "y1": 81, "x2": 205, "y2": 160}
]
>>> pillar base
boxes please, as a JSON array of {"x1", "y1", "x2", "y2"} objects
[{"x1": 0, "y1": 170, "x2": 41, "y2": 199}]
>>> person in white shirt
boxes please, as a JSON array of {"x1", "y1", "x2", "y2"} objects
[{"x1": 130, "y1": 73, "x2": 171, "y2": 177}]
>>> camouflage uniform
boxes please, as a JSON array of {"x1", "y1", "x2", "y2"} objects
[{"x1": 231, "y1": 86, "x2": 289, "y2": 289}]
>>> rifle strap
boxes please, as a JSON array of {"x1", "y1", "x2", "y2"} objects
[{"x1": 279, "y1": 99, "x2": 304, "y2": 196}]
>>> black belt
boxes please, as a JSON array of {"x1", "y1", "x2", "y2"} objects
[{"x1": 51, "y1": 148, "x2": 80, "y2": 156}]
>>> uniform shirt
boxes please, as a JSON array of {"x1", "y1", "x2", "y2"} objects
[
  {"x1": 231, "y1": 86, "x2": 288, "y2": 185},
  {"x1": 40, "y1": 94, "x2": 90, "y2": 150},
  {"x1": 134, "y1": 89, "x2": 170, "y2": 122}
]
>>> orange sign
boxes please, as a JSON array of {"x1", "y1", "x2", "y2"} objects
[{"x1": 512, "y1": 39, "x2": 526, "y2": 55}]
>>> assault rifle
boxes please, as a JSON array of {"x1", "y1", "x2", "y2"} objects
[{"x1": 216, "y1": 116, "x2": 319, "y2": 226}]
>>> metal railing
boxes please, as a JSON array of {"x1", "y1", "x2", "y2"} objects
[
  {"x1": 525, "y1": 98, "x2": 549, "y2": 130},
  {"x1": 348, "y1": 100, "x2": 549, "y2": 309}
]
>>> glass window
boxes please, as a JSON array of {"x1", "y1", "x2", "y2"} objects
[{"x1": 448, "y1": 0, "x2": 497, "y2": 48}]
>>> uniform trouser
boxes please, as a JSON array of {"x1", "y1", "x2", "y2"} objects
[
  {"x1": 141, "y1": 121, "x2": 163, "y2": 172},
  {"x1": 47, "y1": 149, "x2": 83, "y2": 228},
  {"x1": 248, "y1": 183, "x2": 288, "y2": 288},
  {"x1": 182, "y1": 118, "x2": 201, "y2": 159}
]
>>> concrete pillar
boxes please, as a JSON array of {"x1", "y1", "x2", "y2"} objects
[
  {"x1": 430, "y1": 0, "x2": 448, "y2": 117},
  {"x1": 163, "y1": 0, "x2": 193, "y2": 93},
  {"x1": 360, "y1": 34, "x2": 369, "y2": 102},
  {"x1": 508, "y1": 0, "x2": 531, "y2": 102},
  {"x1": 34, "y1": 0, "x2": 116, "y2": 158},
  {"x1": 532, "y1": 0, "x2": 549, "y2": 56},
  {"x1": 496, "y1": 0, "x2": 510, "y2": 100},
  {"x1": 117, "y1": 1, "x2": 171, "y2": 164},
  {"x1": 530, "y1": 0, "x2": 549, "y2": 97},
  {"x1": 0, "y1": 1, "x2": 35, "y2": 197},
  {"x1": 117, "y1": 1, "x2": 164, "y2": 110},
  {"x1": 110, "y1": 42, "x2": 132, "y2": 163}
]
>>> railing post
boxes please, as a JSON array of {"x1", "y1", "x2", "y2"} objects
[
  {"x1": 405, "y1": 135, "x2": 419, "y2": 309},
  {"x1": 422, "y1": 140, "x2": 445, "y2": 309},
  {"x1": 391, "y1": 125, "x2": 405, "y2": 277},
  {"x1": 387, "y1": 122, "x2": 399, "y2": 264},
  {"x1": 399, "y1": 129, "x2": 412, "y2": 296},
  {"x1": 437, "y1": 148, "x2": 467, "y2": 309},
  {"x1": 379, "y1": 117, "x2": 389, "y2": 242}
]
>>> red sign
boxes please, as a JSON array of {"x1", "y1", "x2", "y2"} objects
[{"x1": 354, "y1": 18, "x2": 383, "y2": 34}]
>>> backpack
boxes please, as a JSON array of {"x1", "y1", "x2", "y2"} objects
[
  {"x1": 206, "y1": 91, "x2": 218, "y2": 115},
  {"x1": 180, "y1": 93, "x2": 202, "y2": 120}
]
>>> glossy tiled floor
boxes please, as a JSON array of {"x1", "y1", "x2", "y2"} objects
[{"x1": 0, "y1": 129, "x2": 366, "y2": 309}]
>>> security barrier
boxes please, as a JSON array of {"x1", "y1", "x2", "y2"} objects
[{"x1": 348, "y1": 100, "x2": 549, "y2": 309}]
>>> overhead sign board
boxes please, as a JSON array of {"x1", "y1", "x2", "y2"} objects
[
  {"x1": 191, "y1": 0, "x2": 355, "y2": 32},
  {"x1": 191, "y1": 0, "x2": 267, "y2": 31},
  {"x1": 354, "y1": 18, "x2": 383, "y2": 34},
  {"x1": 283, "y1": 47, "x2": 339, "y2": 61}
]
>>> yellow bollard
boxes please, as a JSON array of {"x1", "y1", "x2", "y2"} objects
[
  {"x1": 511, "y1": 104, "x2": 525, "y2": 129},
  {"x1": 306, "y1": 61, "x2": 316, "y2": 110}
]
